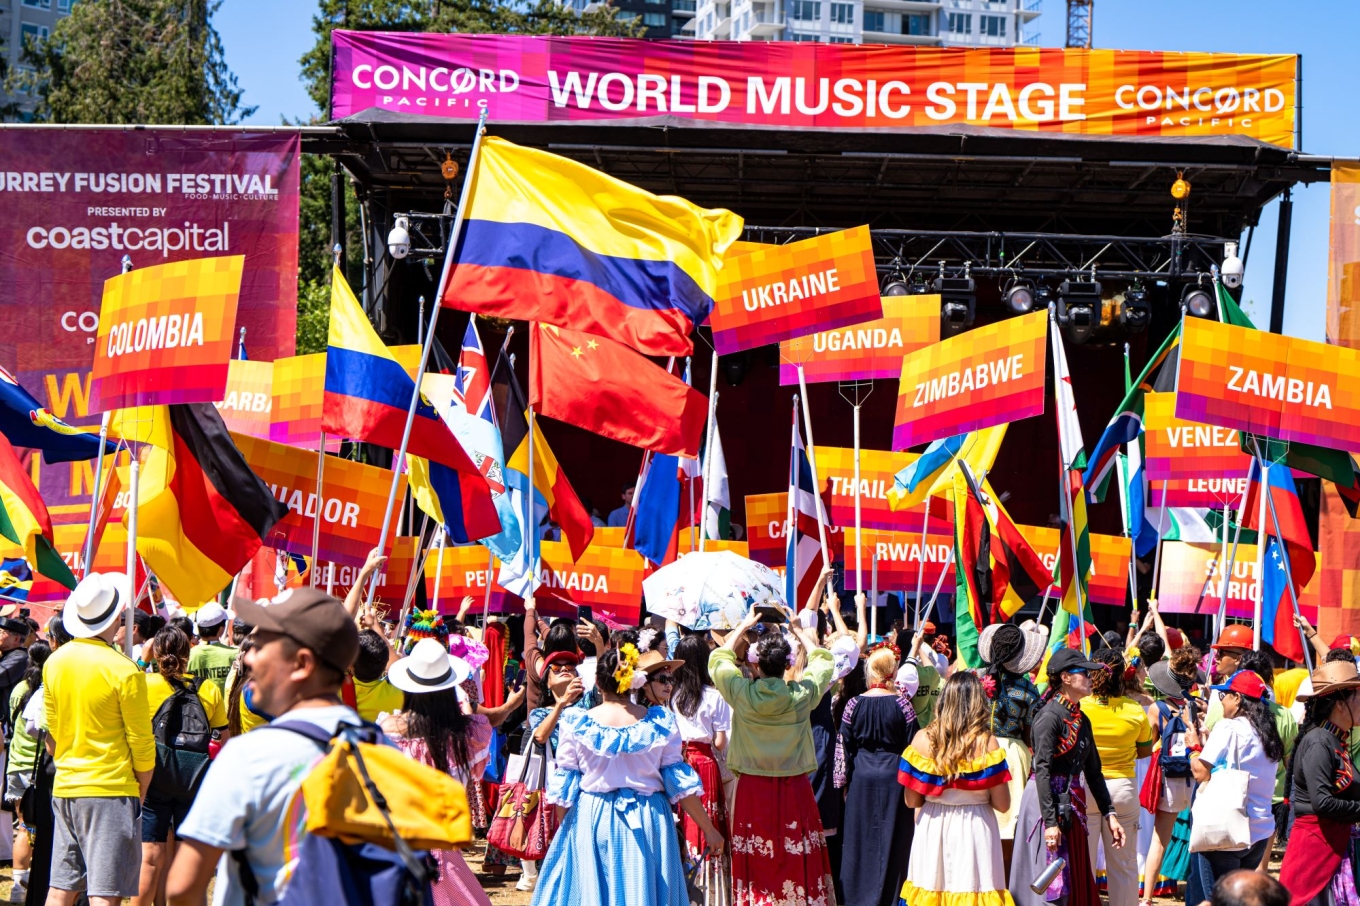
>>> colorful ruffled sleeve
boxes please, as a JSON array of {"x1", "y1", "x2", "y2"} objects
[
  {"x1": 545, "y1": 711, "x2": 584, "y2": 808},
  {"x1": 898, "y1": 746, "x2": 1009, "y2": 797},
  {"x1": 659, "y1": 711, "x2": 704, "y2": 804}
]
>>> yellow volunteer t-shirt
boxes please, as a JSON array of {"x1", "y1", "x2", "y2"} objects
[
  {"x1": 353, "y1": 677, "x2": 405, "y2": 722},
  {"x1": 1080, "y1": 695, "x2": 1155, "y2": 779},
  {"x1": 145, "y1": 673, "x2": 228, "y2": 729}
]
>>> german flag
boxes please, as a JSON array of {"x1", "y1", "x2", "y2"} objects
[
  {"x1": 0, "y1": 434, "x2": 75, "y2": 590},
  {"x1": 133, "y1": 404, "x2": 288, "y2": 609}
]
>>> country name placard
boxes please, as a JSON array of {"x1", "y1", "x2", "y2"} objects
[
  {"x1": 779, "y1": 295, "x2": 939, "y2": 385},
  {"x1": 745, "y1": 491, "x2": 844, "y2": 569},
  {"x1": 1149, "y1": 478, "x2": 1250, "y2": 508},
  {"x1": 1155, "y1": 540, "x2": 1319, "y2": 620},
  {"x1": 1016, "y1": 524, "x2": 1132, "y2": 607},
  {"x1": 1143, "y1": 391, "x2": 1253, "y2": 482},
  {"x1": 710, "y1": 226, "x2": 881, "y2": 355},
  {"x1": 214, "y1": 359, "x2": 273, "y2": 440},
  {"x1": 845, "y1": 527, "x2": 955, "y2": 593},
  {"x1": 893, "y1": 310, "x2": 1047, "y2": 450},
  {"x1": 1176, "y1": 317, "x2": 1360, "y2": 453},
  {"x1": 812, "y1": 446, "x2": 953, "y2": 533},
  {"x1": 270, "y1": 353, "x2": 340, "y2": 451}
]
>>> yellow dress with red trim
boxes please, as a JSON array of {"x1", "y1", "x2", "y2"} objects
[{"x1": 897, "y1": 745, "x2": 1015, "y2": 906}]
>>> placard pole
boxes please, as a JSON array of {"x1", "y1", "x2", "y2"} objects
[
  {"x1": 699, "y1": 350, "x2": 719, "y2": 552},
  {"x1": 870, "y1": 551, "x2": 878, "y2": 641},
  {"x1": 124, "y1": 457, "x2": 139, "y2": 657},
  {"x1": 853, "y1": 402, "x2": 862, "y2": 594},
  {"x1": 796, "y1": 365, "x2": 831, "y2": 567},
  {"x1": 1253, "y1": 457, "x2": 1268, "y2": 651},
  {"x1": 1215, "y1": 460, "x2": 1254, "y2": 641},
  {"x1": 912, "y1": 496, "x2": 931, "y2": 631}
]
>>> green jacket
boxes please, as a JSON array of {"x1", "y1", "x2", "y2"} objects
[{"x1": 709, "y1": 646, "x2": 835, "y2": 777}]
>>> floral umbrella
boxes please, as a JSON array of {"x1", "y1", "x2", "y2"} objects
[{"x1": 641, "y1": 551, "x2": 786, "y2": 631}]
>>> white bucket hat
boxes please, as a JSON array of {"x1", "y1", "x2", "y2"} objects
[
  {"x1": 63, "y1": 572, "x2": 130, "y2": 639},
  {"x1": 387, "y1": 638, "x2": 472, "y2": 695}
]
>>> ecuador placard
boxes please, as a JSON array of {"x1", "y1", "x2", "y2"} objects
[
  {"x1": 91, "y1": 256, "x2": 243, "y2": 411},
  {"x1": 893, "y1": 310, "x2": 1047, "y2": 450},
  {"x1": 710, "y1": 226, "x2": 881, "y2": 355},
  {"x1": 1155, "y1": 541, "x2": 1319, "y2": 620},
  {"x1": 1143, "y1": 391, "x2": 1253, "y2": 482},
  {"x1": 232, "y1": 433, "x2": 404, "y2": 567},
  {"x1": 779, "y1": 295, "x2": 939, "y2": 385},
  {"x1": 813, "y1": 446, "x2": 952, "y2": 533},
  {"x1": 1176, "y1": 317, "x2": 1360, "y2": 453},
  {"x1": 214, "y1": 359, "x2": 273, "y2": 440}
]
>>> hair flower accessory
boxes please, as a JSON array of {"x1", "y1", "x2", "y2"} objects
[
  {"x1": 979, "y1": 675, "x2": 998, "y2": 699},
  {"x1": 614, "y1": 643, "x2": 640, "y2": 694},
  {"x1": 630, "y1": 669, "x2": 649, "y2": 691},
  {"x1": 637, "y1": 627, "x2": 658, "y2": 651},
  {"x1": 868, "y1": 640, "x2": 901, "y2": 661}
]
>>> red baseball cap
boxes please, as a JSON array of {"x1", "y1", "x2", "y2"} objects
[
  {"x1": 1209, "y1": 670, "x2": 1268, "y2": 700},
  {"x1": 1329, "y1": 634, "x2": 1359, "y2": 653},
  {"x1": 542, "y1": 650, "x2": 584, "y2": 671}
]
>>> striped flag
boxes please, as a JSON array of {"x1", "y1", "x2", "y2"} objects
[
  {"x1": 887, "y1": 426, "x2": 1008, "y2": 511},
  {"x1": 952, "y1": 464, "x2": 993, "y2": 668},
  {"x1": 0, "y1": 434, "x2": 75, "y2": 590},
  {"x1": 786, "y1": 401, "x2": 831, "y2": 609}
]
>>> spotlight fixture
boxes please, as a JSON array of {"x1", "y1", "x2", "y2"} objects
[
  {"x1": 934, "y1": 263, "x2": 976, "y2": 337},
  {"x1": 387, "y1": 216, "x2": 411, "y2": 260},
  {"x1": 722, "y1": 351, "x2": 749, "y2": 386},
  {"x1": 1002, "y1": 278, "x2": 1037, "y2": 315},
  {"x1": 882, "y1": 276, "x2": 911, "y2": 296},
  {"x1": 1119, "y1": 283, "x2": 1151, "y2": 333},
  {"x1": 1182, "y1": 283, "x2": 1215, "y2": 319},
  {"x1": 1057, "y1": 278, "x2": 1102, "y2": 344}
]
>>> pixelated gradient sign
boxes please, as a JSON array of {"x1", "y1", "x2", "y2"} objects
[
  {"x1": 1149, "y1": 478, "x2": 1250, "y2": 508},
  {"x1": 233, "y1": 432, "x2": 406, "y2": 568},
  {"x1": 1328, "y1": 163, "x2": 1360, "y2": 349},
  {"x1": 423, "y1": 542, "x2": 516, "y2": 613},
  {"x1": 533, "y1": 540, "x2": 645, "y2": 625},
  {"x1": 1016, "y1": 524, "x2": 1131, "y2": 608},
  {"x1": 780, "y1": 295, "x2": 939, "y2": 385},
  {"x1": 710, "y1": 226, "x2": 881, "y2": 355},
  {"x1": 91, "y1": 256, "x2": 243, "y2": 411},
  {"x1": 813, "y1": 446, "x2": 953, "y2": 533},
  {"x1": 1177, "y1": 317, "x2": 1360, "y2": 453},
  {"x1": 678, "y1": 536, "x2": 749, "y2": 557},
  {"x1": 331, "y1": 34, "x2": 1298, "y2": 148},
  {"x1": 214, "y1": 359, "x2": 273, "y2": 440},
  {"x1": 845, "y1": 527, "x2": 954, "y2": 593},
  {"x1": 893, "y1": 310, "x2": 1048, "y2": 450},
  {"x1": 1155, "y1": 541, "x2": 1319, "y2": 621},
  {"x1": 270, "y1": 353, "x2": 340, "y2": 451},
  {"x1": 1143, "y1": 391, "x2": 1253, "y2": 482},
  {"x1": 745, "y1": 491, "x2": 843, "y2": 569},
  {"x1": 309, "y1": 536, "x2": 420, "y2": 607}
]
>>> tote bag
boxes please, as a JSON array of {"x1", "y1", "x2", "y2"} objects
[
  {"x1": 1188, "y1": 727, "x2": 1251, "y2": 853},
  {"x1": 488, "y1": 742, "x2": 558, "y2": 860}
]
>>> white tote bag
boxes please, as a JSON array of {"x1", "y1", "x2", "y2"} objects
[{"x1": 1188, "y1": 727, "x2": 1252, "y2": 853}]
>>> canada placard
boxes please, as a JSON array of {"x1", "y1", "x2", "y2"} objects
[
  {"x1": 779, "y1": 295, "x2": 939, "y2": 385},
  {"x1": 709, "y1": 226, "x2": 882, "y2": 355},
  {"x1": 893, "y1": 310, "x2": 1048, "y2": 450},
  {"x1": 214, "y1": 359, "x2": 274, "y2": 440},
  {"x1": 745, "y1": 492, "x2": 844, "y2": 568},
  {"x1": 1143, "y1": 391, "x2": 1254, "y2": 482},
  {"x1": 533, "y1": 540, "x2": 646, "y2": 625}
]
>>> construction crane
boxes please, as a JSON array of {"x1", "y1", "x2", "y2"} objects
[{"x1": 1067, "y1": 0, "x2": 1093, "y2": 48}]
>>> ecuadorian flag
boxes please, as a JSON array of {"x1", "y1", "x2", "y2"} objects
[
  {"x1": 443, "y1": 138, "x2": 743, "y2": 357},
  {"x1": 321, "y1": 267, "x2": 500, "y2": 542}
]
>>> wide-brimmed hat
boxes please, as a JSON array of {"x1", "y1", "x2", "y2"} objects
[
  {"x1": 63, "y1": 572, "x2": 129, "y2": 639},
  {"x1": 830, "y1": 635, "x2": 861, "y2": 681},
  {"x1": 1148, "y1": 661, "x2": 1187, "y2": 699},
  {"x1": 388, "y1": 638, "x2": 472, "y2": 695},
  {"x1": 978, "y1": 622, "x2": 1048, "y2": 675},
  {"x1": 1298, "y1": 660, "x2": 1360, "y2": 701},
  {"x1": 637, "y1": 649, "x2": 683, "y2": 677}
]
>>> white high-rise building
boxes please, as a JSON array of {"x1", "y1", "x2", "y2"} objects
[
  {"x1": 0, "y1": 0, "x2": 74, "y2": 115},
  {"x1": 688, "y1": 0, "x2": 1040, "y2": 47}
]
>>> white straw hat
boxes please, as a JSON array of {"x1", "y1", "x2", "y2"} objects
[
  {"x1": 387, "y1": 638, "x2": 472, "y2": 695},
  {"x1": 63, "y1": 572, "x2": 130, "y2": 639}
]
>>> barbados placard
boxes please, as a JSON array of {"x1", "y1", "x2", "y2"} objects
[
  {"x1": 1016, "y1": 525, "x2": 1132, "y2": 607},
  {"x1": 710, "y1": 226, "x2": 881, "y2": 355},
  {"x1": 232, "y1": 432, "x2": 405, "y2": 567},
  {"x1": 845, "y1": 527, "x2": 954, "y2": 593},
  {"x1": 893, "y1": 310, "x2": 1048, "y2": 450},
  {"x1": 779, "y1": 295, "x2": 939, "y2": 385},
  {"x1": 214, "y1": 359, "x2": 273, "y2": 440},
  {"x1": 813, "y1": 446, "x2": 953, "y2": 533},
  {"x1": 91, "y1": 255, "x2": 244, "y2": 411},
  {"x1": 270, "y1": 353, "x2": 340, "y2": 451},
  {"x1": 745, "y1": 492, "x2": 843, "y2": 568},
  {"x1": 1155, "y1": 541, "x2": 1320, "y2": 620},
  {"x1": 1176, "y1": 317, "x2": 1360, "y2": 453},
  {"x1": 1143, "y1": 391, "x2": 1253, "y2": 482}
]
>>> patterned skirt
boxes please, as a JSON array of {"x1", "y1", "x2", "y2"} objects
[{"x1": 730, "y1": 773, "x2": 835, "y2": 906}]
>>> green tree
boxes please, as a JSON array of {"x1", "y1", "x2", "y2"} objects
[{"x1": 9, "y1": 0, "x2": 254, "y2": 124}]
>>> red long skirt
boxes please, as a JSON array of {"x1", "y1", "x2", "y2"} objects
[
  {"x1": 730, "y1": 773, "x2": 836, "y2": 906},
  {"x1": 682, "y1": 741, "x2": 729, "y2": 857},
  {"x1": 1279, "y1": 814, "x2": 1349, "y2": 906}
]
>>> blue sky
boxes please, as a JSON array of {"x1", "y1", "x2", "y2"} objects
[{"x1": 216, "y1": 0, "x2": 1354, "y2": 342}]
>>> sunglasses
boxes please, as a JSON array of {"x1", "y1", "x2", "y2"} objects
[{"x1": 651, "y1": 674, "x2": 676, "y2": 686}]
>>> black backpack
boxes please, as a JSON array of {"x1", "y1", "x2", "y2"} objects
[{"x1": 149, "y1": 675, "x2": 213, "y2": 803}]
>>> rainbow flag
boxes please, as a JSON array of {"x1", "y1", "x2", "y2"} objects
[{"x1": 443, "y1": 137, "x2": 743, "y2": 357}]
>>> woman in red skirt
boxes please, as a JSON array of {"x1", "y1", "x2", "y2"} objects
[{"x1": 709, "y1": 573, "x2": 839, "y2": 906}]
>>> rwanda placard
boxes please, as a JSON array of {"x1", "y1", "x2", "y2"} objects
[
  {"x1": 844, "y1": 527, "x2": 954, "y2": 593},
  {"x1": 779, "y1": 295, "x2": 939, "y2": 385}
]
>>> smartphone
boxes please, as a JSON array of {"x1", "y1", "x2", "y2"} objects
[{"x1": 577, "y1": 605, "x2": 593, "y2": 624}]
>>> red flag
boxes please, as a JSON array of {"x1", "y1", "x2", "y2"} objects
[{"x1": 529, "y1": 324, "x2": 707, "y2": 457}]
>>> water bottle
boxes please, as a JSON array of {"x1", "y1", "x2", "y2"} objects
[{"x1": 1030, "y1": 856, "x2": 1066, "y2": 895}]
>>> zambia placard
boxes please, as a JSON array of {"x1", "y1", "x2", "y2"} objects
[
  {"x1": 893, "y1": 310, "x2": 1048, "y2": 450},
  {"x1": 91, "y1": 256, "x2": 243, "y2": 411},
  {"x1": 779, "y1": 295, "x2": 939, "y2": 385},
  {"x1": 1016, "y1": 524, "x2": 1132, "y2": 607},
  {"x1": 1177, "y1": 317, "x2": 1360, "y2": 453},
  {"x1": 813, "y1": 446, "x2": 953, "y2": 533},
  {"x1": 1155, "y1": 541, "x2": 1320, "y2": 620},
  {"x1": 1143, "y1": 391, "x2": 1253, "y2": 482},
  {"x1": 710, "y1": 226, "x2": 881, "y2": 355}
]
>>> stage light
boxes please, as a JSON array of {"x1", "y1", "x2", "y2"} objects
[
  {"x1": 723, "y1": 351, "x2": 748, "y2": 386},
  {"x1": 1221, "y1": 241, "x2": 1244, "y2": 290},
  {"x1": 387, "y1": 216, "x2": 411, "y2": 260},
  {"x1": 1182, "y1": 284, "x2": 1214, "y2": 319},
  {"x1": 1002, "y1": 278, "x2": 1036, "y2": 315},
  {"x1": 1120, "y1": 283, "x2": 1151, "y2": 333},
  {"x1": 1057, "y1": 278, "x2": 1102, "y2": 344},
  {"x1": 934, "y1": 271, "x2": 976, "y2": 338},
  {"x1": 882, "y1": 277, "x2": 910, "y2": 296}
]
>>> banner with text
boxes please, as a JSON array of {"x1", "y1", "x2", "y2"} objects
[
  {"x1": 1143, "y1": 391, "x2": 1254, "y2": 482},
  {"x1": 845, "y1": 527, "x2": 954, "y2": 593},
  {"x1": 780, "y1": 295, "x2": 939, "y2": 384},
  {"x1": 710, "y1": 226, "x2": 880, "y2": 355},
  {"x1": 423, "y1": 542, "x2": 516, "y2": 612},
  {"x1": 1328, "y1": 163, "x2": 1360, "y2": 348},
  {"x1": 331, "y1": 34, "x2": 1297, "y2": 148},
  {"x1": 214, "y1": 359, "x2": 273, "y2": 440},
  {"x1": 893, "y1": 310, "x2": 1047, "y2": 450},
  {"x1": 1176, "y1": 318, "x2": 1360, "y2": 453},
  {"x1": 1016, "y1": 524, "x2": 1131, "y2": 607},
  {"x1": 745, "y1": 491, "x2": 844, "y2": 569},
  {"x1": 1155, "y1": 540, "x2": 1319, "y2": 620},
  {"x1": 813, "y1": 446, "x2": 953, "y2": 533},
  {"x1": 1149, "y1": 478, "x2": 1250, "y2": 508}
]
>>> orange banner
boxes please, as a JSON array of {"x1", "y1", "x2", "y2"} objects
[
  {"x1": 1143, "y1": 391, "x2": 1253, "y2": 482},
  {"x1": 1149, "y1": 478, "x2": 1250, "y2": 509},
  {"x1": 710, "y1": 226, "x2": 881, "y2": 355},
  {"x1": 780, "y1": 295, "x2": 939, "y2": 385},
  {"x1": 1329, "y1": 163, "x2": 1360, "y2": 348},
  {"x1": 270, "y1": 353, "x2": 340, "y2": 451},
  {"x1": 309, "y1": 536, "x2": 420, "y2": 606},
  {"x1": 1016, "y1": 525, "x2": 1131, "y2": 608},
  {"x1": 813, "y1": 446, "x2": 952, "y2": 533},
  {"x1": 233, "y1": 433, "x2": 406, "y2": 568},
  {"x1": 1319, "y1": 484, "x2": 1360, "y2": 640},
  {"x1": 214, "y1": 359, "x2": 274, "y2": 440},
  {"x1": 894, "y1": 310, "x2": 1048, "y2": 450},
  {"x1": 91, "y1": 256, "x2": 243, "y2": 411},
  {"x1": 845, "y1": 527, "x2": 953, "y2": 593},
  {"x1": 1155, "y1": 540, "x2": 1319, "y2": 621},
  {"x1": 745, "y1": 491, "x2": 843, "y2": 569}
]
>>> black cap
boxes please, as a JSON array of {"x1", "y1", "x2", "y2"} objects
[
  {"x1": 234, "y1": 588, "x2": 359, "y2": 674},
  {"x1": 0, "y1": 617, "x2": 29, "y2": 636},
  {"x1": 1047, "y1": 647, "x2": 1103, "y2": 677}
]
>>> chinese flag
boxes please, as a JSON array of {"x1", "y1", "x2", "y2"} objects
[{"x1": 529, "y1": 324, "x2": 707, "y2": 457}]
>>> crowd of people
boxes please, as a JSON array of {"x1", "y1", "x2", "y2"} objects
[{"x1": 0, "y1": 550, "x2": 1353, "y2": 906}]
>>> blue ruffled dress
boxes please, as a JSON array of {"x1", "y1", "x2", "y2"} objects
[{"x1": 532, "y1": 706, "x2": 704, "y2": 906}]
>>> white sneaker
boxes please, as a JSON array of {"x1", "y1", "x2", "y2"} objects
[
  {"x1": 8, "y1": 884, "x2": 25, "y2": 903},
  {"x1": 515, "y1": 876, "x2": 536, "y2": 892}
]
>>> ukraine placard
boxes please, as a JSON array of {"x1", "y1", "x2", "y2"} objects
[
  {"x1": 779, "y1": 295, "x2": 939, "y2": 385},
  {"x1": 1143, "y1": 391, "x2": 1253, "y2": 482}
]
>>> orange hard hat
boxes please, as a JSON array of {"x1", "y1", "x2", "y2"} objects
[{"x1": 1212, "y1": 623, "x2": 1254, "y2": 651}]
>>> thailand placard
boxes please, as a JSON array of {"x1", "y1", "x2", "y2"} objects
[
  {"x1": 812, "y1": 446, "x2": 953, "y2": 533},
  {"x1": 1016, "y1": 525, "x2": 1132, "y2": 607},
  {"x1": 710, "y1": 226, "x2": 881, "y2": 355},
  {"x1": 845, "y1": 527, "x2": 954, "y2": 593},
  {"x1": 893, "y1": 310, "x2": 1047, "y2": 450},
  {"x1": 214, "y1": 359, "x2": 274, "y2": 440},
  {"x1": 232, "y1": 433, "x2": 405, "y2": 567},
  {"x1": 91, "y1": 256, "x2": 243, "y2": 411},
  {"x1": 779, "y1": 295, "x2": 939, "y2": 385},
  {"x1": 1143, "y1": 391, "x2": 1253, "y2": 482},
  {"x1": 1155, "y1": 541, "x2": 1320, "y2": 620},
  {"x1": 1176, "y1": 317, "x2": 1360, "y2": 453},
  {"x1": 745, "y1": 492, "x2": 843, "y2": 568},
  {"x1": 270, "y1": 353, "x2": 340, "y2": 451}
]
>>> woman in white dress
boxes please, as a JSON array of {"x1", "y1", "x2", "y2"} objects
[{"x1": 671, "y1": 634, "x2": 732, "y2": 904}]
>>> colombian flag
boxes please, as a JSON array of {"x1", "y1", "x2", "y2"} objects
[
  {"x1": 0, "y1": 434, "x2": 76, "y2": 590},
  {"x1": 443, "y1": 138, "x2": 744, "y2": 357},
  {"x1": 321, "y1": 267, "x2": 499, "y2": 542}
]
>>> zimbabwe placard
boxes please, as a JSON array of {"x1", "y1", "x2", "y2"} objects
[
  {"x1": 91, "y1": 256, "x2": 243, "y2": 411},
  {"x1": 233, "y1": 433, "x2": 405, "y2": 568},
  {"x1": 780, "y1": 295, "x2": 939, "y2": 385},
  {"x1": 745, "y1": 492, "x2": 843, "y2": 568},
  {"x1": 845, "y1": 527, "x2": 954, "y2": 593},
  {"x1": 812, "y1": 446, "x2": 953, "y2": 533},
  {"x1": 214, "y1": 359, "x2": 273, "y2": 440},
  {"x1": 1176, "y1": 317, "x2": 1360, "y2": 453},
  {"x1": 1143, "y1": 391, "x2": 1253, "y2": 482},
  {"x1": 1016, "y1": 525, "x2": 1132, "y2": 607},
  {"x1": 270, "y1": 353, "x2": 340, "y2": 451},
  {"x1": 710, "y1": 226, "x2": 881, "y2": 355},
  {"x1": 893, "y1": 310, "x2": 1048, "y2": 450},
  {"x1": 1155, "y1": 541, "x2": 1319, "y2": 620}
]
